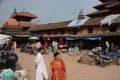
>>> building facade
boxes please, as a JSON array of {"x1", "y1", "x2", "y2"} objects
[{"x1": 29, "y1": 0, "x2": 120, "y2": 49}]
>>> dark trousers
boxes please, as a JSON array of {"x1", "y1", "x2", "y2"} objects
[{"x1": 6, "y1": 59, "x2": 16, "y2": 71}]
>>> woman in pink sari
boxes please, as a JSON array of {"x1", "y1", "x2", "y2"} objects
[{"x1": 49, "y1": 52, "x2": 66, "y2": 80}]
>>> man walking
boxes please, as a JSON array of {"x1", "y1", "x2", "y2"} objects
[{"x1": 35, "y1": 47, "x2": 48, "y2": 80}]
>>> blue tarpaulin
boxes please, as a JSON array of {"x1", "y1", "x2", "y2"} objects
[
  {"x1": 65, "y1": 37, "x2": 102, "y2": 40},
  {"x1": 81, "y1": 36, "x2": 102, "y2": 40},
  {"x1": 65, "y1": 38, "x2": 79, "y2": 40}
]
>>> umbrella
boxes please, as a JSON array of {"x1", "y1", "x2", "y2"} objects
[{"x1": 28, "y1": 36, "x2": 39, "y2": 40}]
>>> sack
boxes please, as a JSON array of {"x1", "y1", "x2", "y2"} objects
[
  {"x1": 15, "y1": 54, "x2": 18, "y2": 62},
  {"x1": 1, "y1": 69, "x2": 15, "y2": 80}
]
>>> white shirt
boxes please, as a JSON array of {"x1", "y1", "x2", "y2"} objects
[
  {"x1": 105, "y1": 41, "x2": 109, "y2": 48},
  {"x1": 35, "y1": 53, "x2": 48, "y2": 80}
]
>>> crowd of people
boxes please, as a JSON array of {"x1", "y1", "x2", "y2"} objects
[{"x1": 22, "y1": 38, "x2": 85, "y2": 56}]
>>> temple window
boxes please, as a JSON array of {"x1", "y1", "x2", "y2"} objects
[
  {"x1": 61, "y1": 30, "x2": 65, "y2": 34},
  {"x1": 54, "y1": 31, "x2": 57, "y2": 34},
  {"x1": 73, "y1": 29, "x2": 77, "y2": 34},
  {"x1": 88, "y1": 27, "x2": 93, "y2": 33},
  {"x1": 48, "y1": 31, "x2": 51, "y2": 35},
  {"x1": 45, "y1": 32, "x2": 48, "y2": 34},
  {"x1": 109, "y1": 25, "x2": 117, "y2": 32},
  {"x1": 69, "y1": 29, "x2": 73, "y2": 34}
]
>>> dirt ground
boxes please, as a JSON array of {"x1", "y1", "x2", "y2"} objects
[{"x1": 16, "y1": 48, "x2": 120, "y2": 80}]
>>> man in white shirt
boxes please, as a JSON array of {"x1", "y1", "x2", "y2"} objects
[
  {"x1": 35, "y1": 47, "x2": 48, "y2": 80},
  {"x1": 105, "y1": 41, "x2": 109, "y2": 55}
]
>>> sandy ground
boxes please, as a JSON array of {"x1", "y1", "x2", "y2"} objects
[{"x1": 16, "y1": 48, "x2": 120, "y2": 80}]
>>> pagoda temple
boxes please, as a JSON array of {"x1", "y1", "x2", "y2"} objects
[
  {"x1": 83, "y1": 0, "x2": 120, "y2": 50},
  {"x1": 2, "y1": 8, "x2": 37, "y2": 46},
  {"x1": 87, "y1": 0, "x2": 120, "y2": 17}
]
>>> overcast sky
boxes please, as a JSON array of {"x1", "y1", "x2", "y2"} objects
[{"x1": 0, "y1": 0, "x2": 101, "y2": 26}]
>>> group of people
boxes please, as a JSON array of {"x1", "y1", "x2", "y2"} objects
[
  {"x1": 0, "y1": 41, "x2": 18, "y2": 71},
  {"x1": 25, "y1": 40, "x2": 50, "y2": 54},
  {"x1": 35, "y1": 47, "x2": 67, "y2": 80}
]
